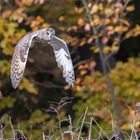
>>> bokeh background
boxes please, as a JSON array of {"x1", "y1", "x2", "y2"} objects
[{"x1": 0, "y1": 0, "x2": 140, "y2": 139}]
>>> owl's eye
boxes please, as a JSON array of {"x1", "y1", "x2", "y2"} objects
[{"x1": 46, "y1": 31, "x2": 49, "y2": 35}]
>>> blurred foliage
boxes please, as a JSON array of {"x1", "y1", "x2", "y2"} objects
[
  {"x1": 74, "y1": 56, "x2": 140, "y2": 117},
  {"x1": 0, "y1": 0, "x2": 140, "y2": 139}
]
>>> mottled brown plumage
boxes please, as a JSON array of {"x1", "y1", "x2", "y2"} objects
[{"x1": 11, "y1": 28, "x2": 75, "y2": 89}]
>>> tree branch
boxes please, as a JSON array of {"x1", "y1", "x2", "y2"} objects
[{"x1": 82, "y1": 0, "x2": 120, "y2": 120}]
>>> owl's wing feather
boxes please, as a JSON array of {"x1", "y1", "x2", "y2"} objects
[
  {"x1": 11, "y1": 33, "x2": 37, "y2": 89},
  {"x1": 48, "y1": 36, "x2": 75, "y2": 86}
]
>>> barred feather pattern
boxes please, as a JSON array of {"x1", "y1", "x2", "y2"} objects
[
  {"x1": 11, "y1": 28, "x2": 75, "y2": 88},
  {"x1": 54, "y1": 49, "x2": 75, "y2": 86},
  {"x1": 10, "y1": 34, "x2": 33, "y2": 89},
  {"x1": 49, "y1": 36, "x2": 75, "y2": 86}
]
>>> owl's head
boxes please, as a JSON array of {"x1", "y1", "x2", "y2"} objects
[{"x1": 44, "y1": 28, "x2": 55, "y2": 41}]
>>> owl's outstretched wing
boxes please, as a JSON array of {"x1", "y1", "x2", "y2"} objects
[
  {"x1": 48, "y1": 36, "x2": 75, "y2": 86},
  {"x1": 11, "y1": 33, "x2": 36, "y2": 89}
]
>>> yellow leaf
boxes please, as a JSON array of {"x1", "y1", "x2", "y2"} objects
[
  {"x1": 88, "y1": 3, "x2": 92, "y2": 8},
  {"x1": 22, "y1": 0, "x2": 33, "y2": 6},
  {"x1": 80, "y1": 70, "x2": 87, "y2": 76},
  {"x1": 92, "y1": 47, "x2": 99, "y2": 53},
  {"x1": 76, "y1": 85, "x2": 81, "y2": 92},
  {"x1": 121, "y1": 123, "x2": 130, "y2": 130},
  {"x1": 90, "y1": 4, "x2": 98, "y2": 14},
  {"x1": 78, "y1": 65, "x2": 84, "y2": 70},
  {"x1": 0, "y1": 60, "x2": 10, "y2": 75},
  {"x1": 42, "y1": 23, "x2": 50, "y2": 28},
  {"x1": 126, "y1": 6, "x2": 135, "y2": 12},
  {"x1": 129, "y1": 109, "x2": 136, "y2": 122},
  {"x1": 32, "y1": 26, "x2": 39, "y2": 31},
  {"x1": 115, "y1": 26, "x2": 128, "y2": 32},
  {"x1": 111, "y1": 46, "x2": 119, "y2": 52},
  {"x1": 103, "y1": 46, "x2": 111, "y2": 53},
  {"x1": 115, "y1": 26, "x2": 123, "y2": 32},
  {"x1": 105, "y1": 8, "x2": 113, "y2": 17},
  {"x1": 19, "y1": 78, "x2": 38, "y2": 94},
  {"x1": 3, "y1": 46, "x2": 14, "y2": 55},
  {"x1": 98, "y1": 3, "x2": 103, "y2": 10}
]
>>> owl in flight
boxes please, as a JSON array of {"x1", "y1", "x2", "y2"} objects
[{"x1": 10, "y1": 28, "x2": 75, "y2": 89}]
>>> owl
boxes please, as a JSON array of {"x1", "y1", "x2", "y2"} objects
[{"x1": 11, "y1": 28, "x2": 75, "y2": 89}]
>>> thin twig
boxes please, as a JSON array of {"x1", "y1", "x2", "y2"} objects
[
  {"x1": 9, "y1": 117, "x2": 16, "y2": 140},
  {"x1": 57, "y1": 112, "x2": 64, "y2": 140},
  {"x1": 88, "y1": 117, "x2": 93, "y2": 140},
  {"x1": 82, "y1": 0, "x2": 120, "y2": 120},
  {"x1": 92, "y1": 117, "x2": 109, "y2": 139},
  {"x1": 43, "y1": 132, "x2": 46, "y2": 140},
  {"x1": 68, "y1": 115, "x2": 74, "y2": 140},
  {"x1": 77, "y1": 107, "x2": 88, "y2": 140},
  {"x1": 16, "y1": 129, "x2": 27, "y2": 140},
  {"x1": 47, "y1": 97, "x2": 74, "y2": 140},
  {"x1": 122, "y1": 0, "x2": 131, "y2": 11},
  {"x1": 76, "y1": 112, "x2": 84, "y2": 128},
  {"x1": 74, "y1": 58, "x2": 92, "y2": 69}
]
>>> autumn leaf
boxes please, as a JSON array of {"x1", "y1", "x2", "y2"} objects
[
  {"x1": 76, "y1": 77, "x2": 81, "y2": 84},
  {"x1": 79, "y1": 38, "x2": 86, "y2": 46},
  {"x1": 75, "y1": 85, "x2": 81, "y2": 92},
  {"x1": 59, "y1": 16, "x2": 65, "y2": 22},
  {"x1": 91, "y1": 47, "x2": 99, "y2": 53},
  {"x1": 80, "y1": 70, "x2": 87, "y2": 76},
  {"x1": 103, "y1": 46, "x2": 111, "y2": 53},
  {"x1": 36, "y1": 16, "x2": 44, "y2": 23},
  {"x1": 102, "y1": 37, "x2": 109, "y2": 44},
  {"x1": 64, "y1": 85, "x2": 70, "y2": 90},
  {"x1": 129, "y1": 108, "x2": 136, "y2": 122},
  {"x1": 3, "y1": 46, "x2": 14, "y2": 55},
  {"x1": 42, "y1": 23, "x2": 50, "y2": 28},
  {"x1": 92, "y1": 17, "x2": 100, "y2": 26},
  {"x1": 126, "y1": 6, "x2": 135, "y2": 12},
  {"x1": 78, "y1": 65, "x2": 85, "y2": 70},
  {"x1": 77, "y1": 18, "x2": 85, "y2": 26},
  {"x1": 74, "y1": 7, "x2": 84, "y2": 14},
  {"x1": 84, "y1": 24, "x2": 91, "y2": 31},
  {"x1": 111, "y1": 46, "x2": 119, "y2": 52},
  {"x1": 19, "y1": 78, "x2": 38, "y2": 94},
  {"x1": 90, "y1": 4, "x2": 98, "y2": 14}
]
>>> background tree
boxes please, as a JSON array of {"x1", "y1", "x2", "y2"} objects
[{"x1": 0, "y1": 0, "x2": 140, "y2": 139}]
